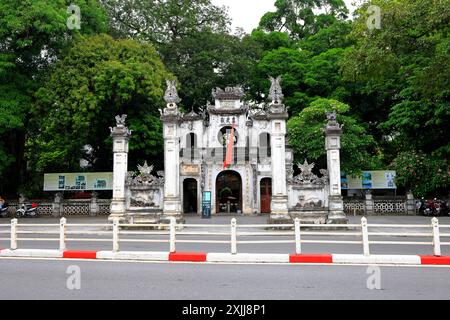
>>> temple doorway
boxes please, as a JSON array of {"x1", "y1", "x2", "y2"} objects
[
  {"x1": 260, "y1": 178, "x2": 272, "y2": 213},
  {"x1": 216, "y1": 171, "x2": 242, "y2": 214},
  {"x1": 183, "y1": 178, "x2": 198, "y2": 214}
]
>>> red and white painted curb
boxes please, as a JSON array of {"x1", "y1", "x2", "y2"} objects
[{"x1": 1, "y1": 248, "x2": 449, "y2": 265}]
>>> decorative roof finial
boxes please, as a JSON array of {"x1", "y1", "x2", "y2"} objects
[
  {"x1": 269, "y1": 76, "x2": 284, "y2": 104},
  {"x1": 115, "y1": 114, "x2": 127, "y2": 127},
  {"x1": 164, "y1": 79, "x2": 181, "y2": 104}
]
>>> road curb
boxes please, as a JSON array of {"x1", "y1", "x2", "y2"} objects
[
  {"x1": 1, "y1": 249, "x2": 449, "y2": 265},
  {"x1": 331, "y1": 254, "x2": 421, "y2": 265},
  {"x1": 420, "y1": 255, "x2": 450, "y2": 265},
  {"x1": 0, "y1": 249, "x2": 62, "y2": 258},
  {"x1": 208, "y1": 253, "x2": 289, "y2": 263},
  {"x1": 63, "y1": 251, "x2": 98, "y2": 259},
  {"x1": 290, "y1": 254, "x2": 333, "y2": 264}
]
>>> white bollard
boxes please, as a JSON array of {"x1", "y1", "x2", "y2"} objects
[
  {"x1": 231, "y1": 218, "x2": 237, "y2": 254},
  {"x1": 361, "y1": 217, "x2": 370, "y2": 256},
  {"x1": 294, "y1": 218, "x2": 301, "y2": 254},
  {"x1": 169, "y1": 217, "x2": 176, "y2": 253},
  {"x1": 112, "y1": 217, "x2": 120, "y2": 252},
  {"x1": 59, "y1": 217, "x2": 67, "y2": 252},
  {"x1": 431, "y1": 217, "x2": 441, "y2": 256},
  {"x1": 10, "y1": 218, "x2": 18, "y2": 250}
]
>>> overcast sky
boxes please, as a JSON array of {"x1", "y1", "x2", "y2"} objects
[{"x1": 212, "y1": 0, "x2": 359, "y2": 33}]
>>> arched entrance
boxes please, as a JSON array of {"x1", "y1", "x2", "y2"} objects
[
  {"x1": 183, "y1": 178, "x2": 198, "y2": 214},
  {"x1": 260, "y1": 178, "x2": 272, "y2": 213},
  {"x1": 216, "y1": 171, "x2": 242, "y2": 214}
]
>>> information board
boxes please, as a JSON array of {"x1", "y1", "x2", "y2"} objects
[
  {"x1": 341, "y1": 171, "x2": 396, "y2": 190},
  {"x1": 44, "y1": 172, "x2": 113, "y2": 191}
]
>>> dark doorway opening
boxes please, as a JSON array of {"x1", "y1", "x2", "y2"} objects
[
  {"x1": 260, "y1": 178, "x2": 272, "y2": 214},
  {"x1": 183, "y1": 178, "x2": 198, "y2": 214},
  {"x1": 216, "y1": 171, "x2": 242, "y2": 214}
]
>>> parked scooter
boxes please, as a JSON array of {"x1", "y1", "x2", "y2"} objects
[
  {"x1": 16, "y1": 203, "x2": 39, "y2": 218},
  {"x1": 434, "y1": 199, "x2": 449, "y2": 216},
  {"x1": 0, "y1": 204, "x2": 8, "y2": 218},
  {"x1": 419, "y1": 198, "x2": 449, "y2": 216}
]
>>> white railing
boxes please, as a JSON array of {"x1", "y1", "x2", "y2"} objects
[{"x1": 0, "y1": 217, "x2": 449, "y2": 256}]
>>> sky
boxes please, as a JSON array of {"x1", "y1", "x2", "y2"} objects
[{"x1": 211, "y1": 0, "x2": 359, "y2": 33}]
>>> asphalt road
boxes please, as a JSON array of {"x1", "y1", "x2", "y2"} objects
[{"x1": 0, "y1": 258, "x2": 449, "y2": 300}]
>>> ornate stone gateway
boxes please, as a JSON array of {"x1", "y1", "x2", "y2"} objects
[{"x1": 109, "y1": 78, "x2": 347, "y2": 225}]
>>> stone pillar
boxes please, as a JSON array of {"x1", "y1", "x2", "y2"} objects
[
  {"x1": 160, "y1": 80, "x2": 183, "y2": 222},
  {"x1": 90, "y1": 192, "x2": 99, "y2": 217},
  {"x1": 325, "y1": 111, "x2": 348, "y2": 224},
  {"x1": 109, "y1": 115, "x2": 132, "y2": 221},
  {"x1": 406, "y1": 191, "x2": 415, "y2": 214},
  {"x1": 267, "y1": 76, "x2": 290, "y2": 223},
  {"x1": 52, "y1": 192, "x2": 63, "y2": 217},
  {"x1": 364, "y1": 190, "x2": 374, "y2": 215}
]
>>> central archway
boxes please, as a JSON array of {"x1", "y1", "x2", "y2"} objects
[{"x1": 216, "y1": 171, "x2": 242, "y2": 214}]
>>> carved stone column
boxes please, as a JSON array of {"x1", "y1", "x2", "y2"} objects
[
  {"x1": 160, "y1": 80, "x2": 183, "y2": 223},
  {"x1": 325, "y1": 111, "x2": 348, "y2": 224},
  {"x1": 109, "y1": 115, "x2": 132, "y2": 221},
  {"x1": 267, "y1": 76, "x2": 290, "y2": 224}
]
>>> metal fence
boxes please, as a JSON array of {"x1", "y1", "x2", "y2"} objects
[
  {"x1": 0, "y1": 218, "x2": 449, "y2": 256},
  {"x1": 2, "y1": 200, "x2": 111, "y2": 216}
]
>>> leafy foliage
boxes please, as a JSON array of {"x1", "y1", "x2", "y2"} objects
[
  {"x1": 259, "y1": 0, "x2": 348, "y2": 40},
  {"x1": 287, "y1": 98, "x2": 378, "y2": 175},
  {"x1": 30, "y1": 34, "x2": 171, "y2": 174},
  {"x1": 391, "y1": 151, "x2": 449, "y2": 197},
  {"x1": 0, "y1": 0, "x2": 107, "y2": 195}
]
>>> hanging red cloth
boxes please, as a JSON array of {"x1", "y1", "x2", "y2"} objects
[{"x1": 223, "y1": 123, "x2": 236, "y2": 169}]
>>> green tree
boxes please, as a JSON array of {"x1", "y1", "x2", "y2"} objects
[
  {"x1": 101, "y1": 0, "x2": 230, "y2": 44},
  {"x1": 101, "y1": 0, "x2": 260, "y2": 109},
  {"x1": 287, "y1": 98, "x2": 378, "y2": 175},
  {"x1": 259, "y1": 0, "x2": 349, "y2": 40},
  {"x1": 0, "y1": 0, "x2": 107, "y2": 195},
  {"x1": 341, "y1": 0, "x2": 450, "y2": 157},
  {"x1": 391, "y1": 151, "x2": 449, "y2": 197},
  {"x1": 29, "y1": 34, "x2": 172, "y2": 177},
  {"x1": 160, "y1": 30, "x2": 261, "y2": 109}
]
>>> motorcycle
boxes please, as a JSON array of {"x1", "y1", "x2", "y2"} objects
[
  {"x1": 418, "y1": 198, "x2": 432, "y2": 216},
  {"x1": 435, "y1": 200, "x2": 449, "y2": 216},
  {"x1": 0, "y1": 204, "x2": 8, "y2": 218},
  {"x1": 419, "y1": 198, "x2": 449, "y2": 216},
  {"x1": 16, "y1": 203, "x2": 39, "y2": 218}
]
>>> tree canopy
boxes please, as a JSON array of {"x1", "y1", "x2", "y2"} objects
[
  {"x1": 287, "y1": 98, "x2": 378, "y2": 175},
  {"x1": 0, "y1": 0, "x2": 448, "y2": 198},
  {"x1": 30, "y1": 34, "x2": 171, "y2": 177}
]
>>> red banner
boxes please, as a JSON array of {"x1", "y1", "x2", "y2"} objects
[{"x1": 223, "y1": 123, "x2": 236, "y2": 169}]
